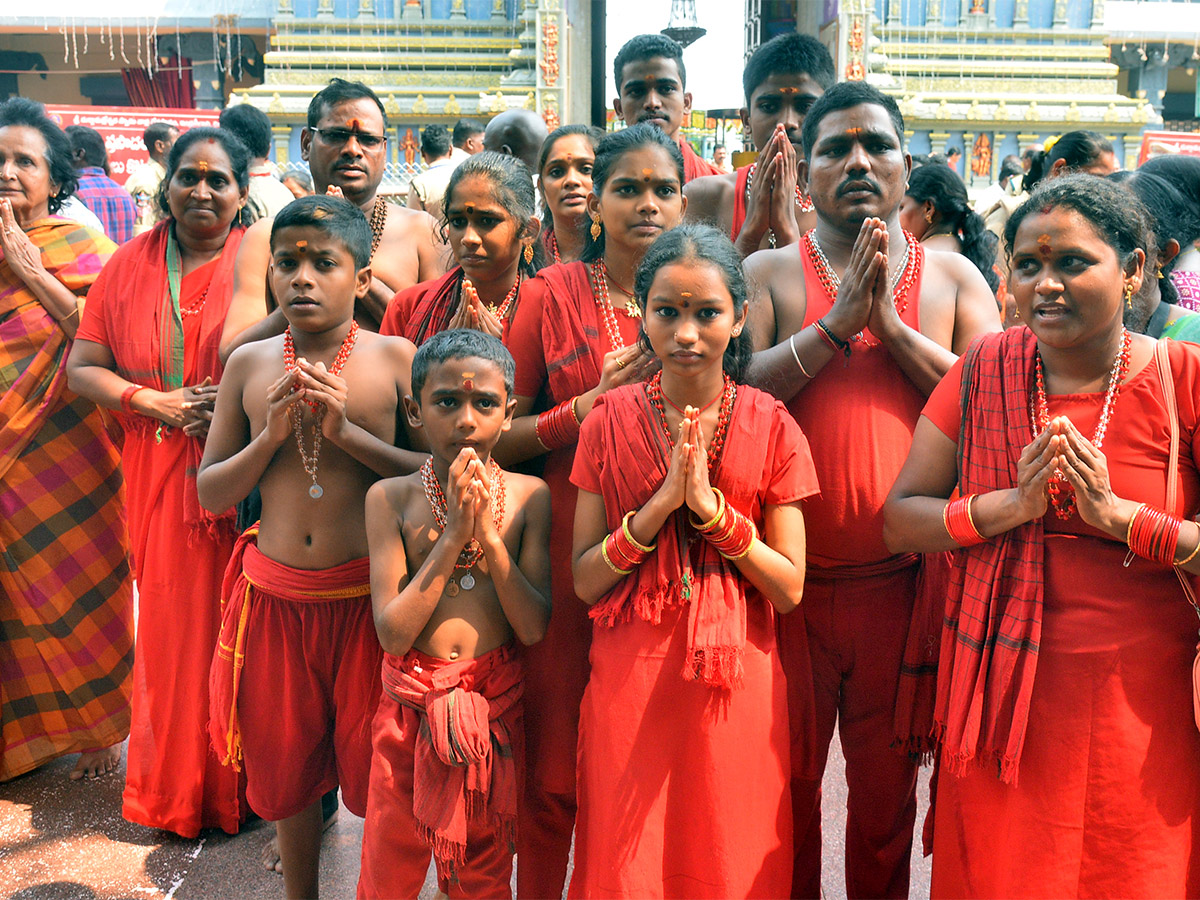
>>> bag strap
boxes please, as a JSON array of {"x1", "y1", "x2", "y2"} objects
[{"x1": 1153, "y1": 339, "x2": 1200, "y2": 618}]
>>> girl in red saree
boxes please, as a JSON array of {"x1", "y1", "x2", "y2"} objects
[
  {"x1": 537, "y1": 124, "x2": 601, "y2": 266},
  {"x1": 500, "y1": 123, "x2": 686, "y2": 898},
  {"x1": 569, "y1": 225, "x2": 815, "y2": 897},
  {"x1": 885, "y1": 174, "x2": 1200, "y2": 897},
  {"x1": 68, "y1": 127, "x2": 250, "y2": 837},
  {"x1": 380, "y1": 151, "x2": 544, "y2": 345}
]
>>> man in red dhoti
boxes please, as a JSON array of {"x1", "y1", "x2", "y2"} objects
[
  {"x1": 684, "y1": 33, "x2": 832, "y2": 256},
  {"x1": 744, "y1": 81, "x2": 1000, "y2": 898},
  {"x1": 612, "y1": 33, "x2": 723, "y2": 184}
]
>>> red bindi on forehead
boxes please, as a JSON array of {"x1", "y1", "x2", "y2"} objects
[
  {"x1": 461, "y1": 370, "x2": 475, "y2": 391},
  {"x1": 347, "y1": 119, "x2": 362, "y2": 130},
  {"x1": 1037, "y1": 233, "x2": 1052, "y2": 257}
]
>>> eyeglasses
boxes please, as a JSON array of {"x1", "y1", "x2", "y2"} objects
[{"x1": 311, "y1": 128, "x2": 387, "y2": 149}]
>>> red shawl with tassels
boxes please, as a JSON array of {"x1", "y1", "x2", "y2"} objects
[
  {"x1": 933, "y1": 326, "x2": 1045, "y2": 784},
  {"x1": 380, "y1": 644, "x2": 523, "y2": 878},
  {"x1": 574, "y1": 382, "x2": 819, "y2": 688},
  {"x1": 380, "y1": 267, "x2": 462, "y2": 345},
  {"x1": 76, "y1": 219, "x2": 242, "y2": 542}
]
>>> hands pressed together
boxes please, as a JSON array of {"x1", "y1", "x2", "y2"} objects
[
  {"x1": 655, "y1": 407, "x2": 721, "y2": 525},
  {"x1": 1016, "y1": 416, "x2": 1127, "y2": 532},
  {"x1": 263, "y1": 358, "x2": 353, "y2": 445},
  {"x1": 443, "y1": 448, "x2": 501, "y2": 551},
  {"x1": 823, "y1": 217, "x2": 903, "y2": 344},
  {"x1": 740, "y1": 124, "x2": 802, "y2": 251},
  {"x1": 449, "y1": 279, "x2": 505, "y2": 339}
]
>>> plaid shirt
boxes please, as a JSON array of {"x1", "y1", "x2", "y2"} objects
[{"x1": 74, "y1": 167, "x2": 137, "y2": 245}]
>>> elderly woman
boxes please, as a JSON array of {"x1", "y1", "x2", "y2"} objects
[
  {"x1": 884, "y1": 174, "x2": 1200, "y2": 897},
  {"x1": 67, "y1": 127, "x2": 249, "y2": 838},
  {"x1": 0, "y1": 98, "x2": 134, "y2": 783}
]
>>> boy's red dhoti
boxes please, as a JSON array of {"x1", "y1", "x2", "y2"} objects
[
  {"x1": 208, "y1": 529, "x2": 381, "y2": 821},
  {"x1": 358, "y1": 644, "x2": 523, "y2": 900}
]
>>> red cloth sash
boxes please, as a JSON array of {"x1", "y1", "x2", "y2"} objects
[
  {"x1": 91, "y1": 220, "x2": 243, "y2": 534},
  {"x1": 587, "y1": 383, "x2": 785, "y2": 689},
  {"x1": 730, "y1": 164, "x2": 750, "y2": 241},
  {"x1": 381, "y1": 267, "x2": 463, "y2": 345},
  {"x1": 210, "y1": 526, "x2": 372, "y2": 771},
  {"x1": 535, "y1": 261, "x2": 610, "y2": 402},
  {"x1": 934, "y1": 326, "x2": 1044, "y2": 784},
  {"x1": 380, "y1": 643, "x2": 523, "y2": 872},
  {"x1": 679, "y1": 138, "x2": 723, "y2": 183}
]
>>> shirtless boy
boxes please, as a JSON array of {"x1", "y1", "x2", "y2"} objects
[
  {"x1": 357, "y1": 329, "x2": 551, "y2": 899},
  {"x1": 197, "y1": 194, "x2": 423, "y2": 899},
  {"x1": 219, "y1": 78, "x2": 445, "y2": 360}
]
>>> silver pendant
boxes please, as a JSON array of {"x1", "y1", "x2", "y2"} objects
[
  {"x1": 459, "y1": 572, "x2": 476, "y2": 591},
  {"x1": 309, "y1": 483, "x2": 323, "y2": 499}
]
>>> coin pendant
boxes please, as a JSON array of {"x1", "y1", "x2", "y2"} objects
[
  {"x1": 445, "y1": 579, "x2": 460, "y2": 598},
  {"x1": 460, "y1": 573, "x2": 476, "y2": 591},
  {"x1": 309, "y1": 483, "x2": 323, "y2": 499}
]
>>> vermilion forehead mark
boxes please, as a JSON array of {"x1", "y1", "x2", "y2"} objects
[
  {"x1": 461, "y1": 370, "x2": 475, "y2": 391},
  {"x1": 680, "y1": 291, "x2": 692, "y2": 297},
  {"x1": 846, "y1": 128, "x2": 862, "y2": 137},
  {"x1": 779, "y1": 86, "x2": 800, "y2": 94},
  {"x1": 197, "y1": 160, "x2": 209, "y2": 172},
  {"x1": 295, "y1": 240, "x2": 307, "y2": 250},
  {"x1": 347, "y1": 119, "x2": 362, "y2": 130},
  {"x1": 1037, "y1": 233, "x2": 1052, "y2": 257},
  {"x1": 465, "y1": 202, "x2": 475, "y2": 212}
]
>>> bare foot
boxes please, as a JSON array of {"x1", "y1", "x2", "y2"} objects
[
  {"x1": 261, "y1": 801, "x2": 340, "y2": 874},
  {"x1": 69, "y1": 745, "x2": 121, "y2": 781}
]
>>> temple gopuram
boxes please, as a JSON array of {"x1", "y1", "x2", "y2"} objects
[
  {"x1": 232, "y1": 0, "x2": 592, "y2": 185},
  {"x1": 748, "y1": 0, "x2": 1161, "y2": 185}
]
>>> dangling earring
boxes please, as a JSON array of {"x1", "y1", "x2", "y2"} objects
[
  {"x1": 590, "y1": 215, "x2": 602, "y2": 241},
  {"x1": 1157, "y1": 263, "x2": 1165, "y2": 280},
  {"x1": 1124, "y1": 282, "x2": 1134, "y2": 309},
  {"x1": 523, "y1": 242, "x2": 534, "y2": 264}
]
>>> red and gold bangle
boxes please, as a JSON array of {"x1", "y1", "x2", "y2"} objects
[
  {"x1": 621, "y1": 511, "x2": 656, "y2": 555},
  {"x1": 120, "y1": 384, "x2": 148, "y2": 415},
  {"x1": 601, "y1": 535, "x2": 633, "y2": 575},
  {"x1": 535, "y1": 396, "x2": 581, "y2": 451},
  {"x1": 1127, "y1": 504, "x2": 1183, "y2": 566},
  {"x1": 690, "y1": 488, "x2": 727, "y2": 532},
  {"x1": 943, "y1": 494, "x2": 986, "y2": 547},
  {"x1": 604, "y1": 518, "x2": 651, "y2": 573},
  {"x1": 693, "y1": 494, "x2": 757, "y2": 560}
]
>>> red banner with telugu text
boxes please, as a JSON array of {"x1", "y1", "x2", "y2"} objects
[
  {"x1": 1138, "y1": 130, "x2": 1200, "y2": 167},
  {"x1": 44, "y1": 105, "x2": 221, "y2": 188}
]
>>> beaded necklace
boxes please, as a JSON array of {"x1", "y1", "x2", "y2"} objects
[
  {"x1": 646, "y1": 371, "x2": 736, "y2": 473},
  {"x1": 803, "y1": 228, "x2": 921, "y2": 348},
  {"x1": 1031, "y1": 327, "x2": 1131, "y2": 520},
  {"x1": 548, "y1": 231, "x2": 561, "y2": 264},
  {"x1": 746, "y1": 161, "x2": 815, "y2": 248},
  {"x1": 368, "y1": 197, "x2": 387, "y2": 260},
  {"x1": 180, "y1": 285, "x2": 210, "y2": 319},
  {"x1": 283, "y1": 321, "x2": 360, "y2": 499},
  {"x1": 419, "y1": 457, "x2": 506, "y2": 594},
  {"x1": 463, "y1": 273, "x2": 521, "y2": 319},
  {"x1": 588, "y1": 259, "x2": 639, "y2": 352}
]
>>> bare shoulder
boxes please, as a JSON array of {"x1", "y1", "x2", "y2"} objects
[
  {"x1": 920, "y1": 247, "x2": 1001, "y2": 347},
  {"x1": 368, "y1": 471, "x2": 420, "y2": 520},
  {"x1": 745, "y1": 243, "x2": 806, "y2": 307},
  {"x1": 683, "y1": 172, "x2": 736, "y2": 218},
  {"x1": 226, "y1": 332, "x2": 284, "y2": 375},
  {"x1": 386, "y1": 203, "x2": 437, "y2": 238},
  {"x1": 503, "y1": 470, "x2": 550, "y2": 508},
  {"x1": 237, "y1": 217, "x2": 273, "y2": 260}
]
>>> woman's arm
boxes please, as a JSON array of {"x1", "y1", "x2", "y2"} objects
[
  {"x1": 66, "y1": 338, "x2": 192, "y2": 428},
  {"x1": 0, "y1": 207, "x2": 89, "y2": 338},
  {"x1": 727, "y1": 500, "x2": 807, "y2": 614},
  {"x1": 884, "y1": 416, "x2": 1056, "y2": 553}
]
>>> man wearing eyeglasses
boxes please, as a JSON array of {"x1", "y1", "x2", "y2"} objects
[{"x1": 220, "y1": 78, "x2": 445, "y2": 360}]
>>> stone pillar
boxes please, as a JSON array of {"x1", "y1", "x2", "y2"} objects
[
  {"x1": 930, "y1": 130, "x2": 950, "y2": 158},
  {"x1": 402, "y1": 0, "x2": 422, "y2": 20},
  {"x1": 994, "y1": 131, "x2": 1008, "y2": 174},
  {"x1": 1139, "y1": 48, "x2": 1170, "y2": 113},
  {"x1": 272, "y1": 125, "x2": 292, "y2": 165}
]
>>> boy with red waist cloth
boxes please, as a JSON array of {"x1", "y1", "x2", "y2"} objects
[
  {"x1": 744, "y1": 82, "x2": 1000, "y2": 897},
  {"x1": 198, "y1": 195, "x2": 424, "y2": 899},
  {"x1": 357, "y1": 328, "x2": 550, "y2": 898}
]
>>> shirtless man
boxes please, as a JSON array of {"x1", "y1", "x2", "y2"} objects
[
  {"x1": 220, "y1": 78, "x2": 444, "y2": 361},
  {"x1": 684, "y1": 33, "x2": 833, "y2": 256},
  {"x1": 744, "y1": 81, "x2": 1000, "y2": 898}
]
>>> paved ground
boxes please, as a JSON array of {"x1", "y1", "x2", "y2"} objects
[{"x1": 0, "y1": 735, "x2": 931, "y2": 899}]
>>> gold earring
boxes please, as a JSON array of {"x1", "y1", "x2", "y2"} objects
[
  {"x1": 1124, "y1": 282, "x2": 1134, "y2": 309},
  {"x1": 732, "y1": 326, "x2": 742, "y2": 337},
  {"x1": 1157, "y1": 264, "x2": 1165, "y2": 280},
  {"x1": 523, "y1": 242, "x2": 534, "y2": 264},
  {"x1": 590, "y1": 216, "x2": 602, "y2": 241},
  {"x1": 924, "y1": 208, "x2": 934, "y2": 224}
]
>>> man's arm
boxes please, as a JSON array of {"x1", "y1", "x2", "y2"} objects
[
  {"x1": 870, "y1": 250, "x2": 1001, "y2": 396},
  {"x1": 219, "y1": 219, "x2": 281, "y2": 363},
  {"x1": 196, "y1": 348, "x2": 290, "y2": 512}
]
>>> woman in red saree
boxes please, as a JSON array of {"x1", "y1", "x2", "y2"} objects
[
  {"x1": 500, "y1": 123, "x2": 686, "y2": 898},
  {"x1": 380, "y1": 151, "x2": 544, "y2": 346},
  {"x1": 570, "y1": 225, "x2": 815, "y2": 897},
  {"x1": 537, "y1": 124, "x2": 601, "y2": 266},
  {"x1": 885, "y1": 174, "x2": 1200, "y2": 897},
  {"x1": 0, "y1": 98, "x2": 134, "y2": 784},
  {"x1": 68, "y1": 127, "x2": 250, "y2": 838}
]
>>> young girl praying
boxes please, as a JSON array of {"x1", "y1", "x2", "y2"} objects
[
  {"x1": 567, "y1": 224, "x2": 818, "y2": 898},
  {"x1": 381, "y1": 151, "x2": 545, "y2": 345},
  {"x1": 499, "y1": 123, "x2": 688, "y2": 897}
]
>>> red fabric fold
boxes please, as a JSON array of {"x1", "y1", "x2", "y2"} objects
[
  {"x1": 380, "y1": 267, "x2": 462, "y2": 345},
  {"x1": 380, "y1": 645, "x2": 523, "y2": 873},
  {"x1": 730, "y1": 164, "x2": 750, "y2": 241},
  {"x1": 679, "y1": 138, "x2": 723, "y2": 183},
  {"x1": 535, "y1": 261, "x2": 608, "y2": 402},
  {"x1": 933, "y1": 326, "x2": 1044, "y2": 783},
  {"x1": 585, "y1": 384, "x2": 788, "y2": 689}
]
